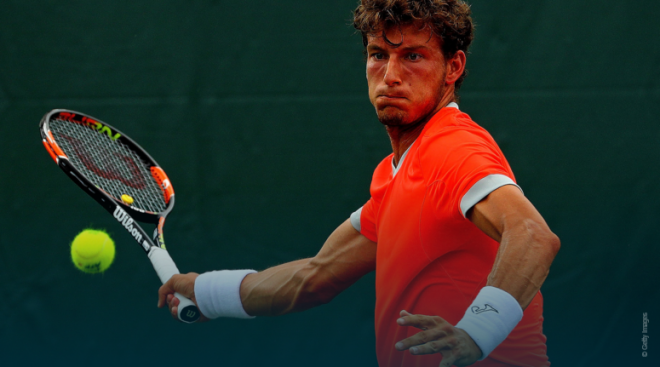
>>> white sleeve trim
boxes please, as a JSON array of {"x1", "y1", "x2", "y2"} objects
[
  {"x1": 460, "y1": 174, "x2": 522, "y2": 217},
  {"x1": 350, "y1": 206, "x2": 363, "y2": 232}
]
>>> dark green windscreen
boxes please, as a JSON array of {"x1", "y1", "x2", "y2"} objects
[{"x1": 1, "y1": 1, "x2": 658, "y2": 366}]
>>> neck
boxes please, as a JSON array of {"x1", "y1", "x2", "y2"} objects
[
  {"x1": 386, "y1": 121, "x2": 425, "y2": 166},
  {"x1": 387, "y1": 93, "x2": 455, "y2": 166}
]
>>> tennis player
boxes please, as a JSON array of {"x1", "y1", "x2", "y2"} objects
[{"x1": 158, "y1": 1, "x2": 560, "y2": 366}]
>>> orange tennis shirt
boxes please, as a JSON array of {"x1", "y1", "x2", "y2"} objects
[{"x1": 350, "y1": 105, "x2": 549, "y2": 367}]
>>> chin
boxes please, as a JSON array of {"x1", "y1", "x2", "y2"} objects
[{"x1": 377, "y1": 109, "x2": 410, "y2": 127}]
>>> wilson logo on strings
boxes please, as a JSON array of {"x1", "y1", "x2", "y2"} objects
[{"x1": 60, "y1": 134, "x2": 147, "y2": 189}]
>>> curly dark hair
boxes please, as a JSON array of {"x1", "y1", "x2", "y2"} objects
[{"x1": 353, "y1": 0, "x2": 474, "y2": 91}]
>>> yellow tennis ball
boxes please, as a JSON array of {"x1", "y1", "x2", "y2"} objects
[{"x1": 70, "y1": 229, "x2": 115, "y2": 273}]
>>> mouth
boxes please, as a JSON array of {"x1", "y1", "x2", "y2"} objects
[{"x1": 378, "y1": 94, "x2": 407, "y2": 100}]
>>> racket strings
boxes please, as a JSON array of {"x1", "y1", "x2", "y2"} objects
[{"x1": 49, "y1": 118, "x2": 167, "y2": 213}]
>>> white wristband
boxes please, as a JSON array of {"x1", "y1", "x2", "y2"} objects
[
  {"x1": 455, "y1": 286, "x2": 523, "y2": 360},
  {"x1": 194, "y1": 269, "x2": 257, "y2": 319}
]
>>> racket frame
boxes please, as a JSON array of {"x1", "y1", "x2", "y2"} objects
[{"x1": 40, "y1": 109, "x2": 199, "y2": 323}]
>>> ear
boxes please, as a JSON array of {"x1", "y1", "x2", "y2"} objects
[{"x1": 445, "y1": 50, "x2": 466, "y2": 85}]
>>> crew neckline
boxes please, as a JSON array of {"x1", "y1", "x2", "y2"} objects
[{"x1": 391, "y1": 102, "x2": 460, "y2": 176}]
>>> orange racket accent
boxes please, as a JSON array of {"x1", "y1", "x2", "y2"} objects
[
  {"x1": 46, "y1": 131, "x2": 68, "y2": 159},
  {"x1": 42, "y1": 140, "x2": 57, "y2": 162},
  {"x1": 151, "y1": 166, "x2": 174, "y2": 203}
]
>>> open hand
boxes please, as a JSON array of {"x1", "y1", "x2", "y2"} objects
[{"x1": 395, "y1": 310, "x2": 482, "y2": 367}]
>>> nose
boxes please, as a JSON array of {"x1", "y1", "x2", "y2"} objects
[{"x1": 383, "y1": 57, "x2": 402, "y2": 86}]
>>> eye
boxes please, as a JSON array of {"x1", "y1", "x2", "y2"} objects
[
  {"x1": 407, "y1": 53, "x2": 423, "y2": 61},
  {"x1": 370, "y1": 52, "x2": 385, "y2": 60}
]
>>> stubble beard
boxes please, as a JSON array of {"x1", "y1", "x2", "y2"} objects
[
  {"x1": 376, "y1": 108, "x2": 409, "y2": 127},
  {"x1": 375, "y1": 85, "x2": 448, "y2": 129},
  {"x1": 375, "y1": 99, "x2": 436, "y2": 129}
]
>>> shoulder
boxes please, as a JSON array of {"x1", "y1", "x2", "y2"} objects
[
  {"x1": 418, "y1": 111, "x2": 501, "y2": 162},
  {"x1": 373, "y1": 153, "x2": 394, "y2": 179},
  {"x1": 367, "y1": 153, "x2": 394, "y2": 197},
  {"x1": 411, "y1": 109, "x2": 512, "y2": 186}
]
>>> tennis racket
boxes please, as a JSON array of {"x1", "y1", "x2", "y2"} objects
[{"x1": 40, "y1": 109, "x2": 200, "y2": 323}]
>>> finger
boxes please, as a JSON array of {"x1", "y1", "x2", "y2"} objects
[
  {"x1": 439, "y1": 350, "x2": 459, "y2": 367},
  {"x1": 407, "y1": 338, "x2": 456, "y2": 355},
  {"x1": 395, "y1": 328, "x2": 448, "y2": 351},
  {"x1": 166, "y1": 294, "x2": 173, "y2": 310},
  {"x1": 169, "y1": 295, "x2": 181, "y2": 319},
  {"x1": 397, "y1": 314, "x2": 442, "y2": 330},
  {"x1": 157, "y1": 279, "x2": 176, "y2": 308},
  {"x1": 400, "y1": 310, "x2": 413, "y2": 317}
]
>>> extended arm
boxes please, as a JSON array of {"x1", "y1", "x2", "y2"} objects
[
  {"x1": 158, "y1": 219, "x2": 376, "y2": 319},
  {"x1": 468, "y1": 185, "x2": 560, "y2": 309},
  {"x1": 394, "y1": 185, "x2": 560, "y2": 366}
]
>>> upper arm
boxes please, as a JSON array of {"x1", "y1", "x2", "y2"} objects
[
  {"x1": 466, "y1": 185, "x2": 552, "y2": 242},
  {"x1": 467, "y1": 184, "x2": 560, "y2": 307}
]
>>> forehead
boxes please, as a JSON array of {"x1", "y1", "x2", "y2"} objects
[{"x1": 366, "y1": 23, "x2": 441, "y2": 50}]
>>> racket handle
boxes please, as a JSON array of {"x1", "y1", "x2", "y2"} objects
[{"x1": 148, "y1": 247, "x2": 201, "y2": 323}]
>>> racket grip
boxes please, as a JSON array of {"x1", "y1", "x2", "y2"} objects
[{"x1": 148, "y1": 247, "x2": 201, "y2": 323}]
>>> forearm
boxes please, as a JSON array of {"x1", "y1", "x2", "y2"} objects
[
  {"x1": 453, "y1": 222, "x2": 558, "y2": 360},
  {"x1": 239, "y1": 258, "x2": 324, "y2": 316},
  {"x1": 459, "y1": 185, "x2": 559, "y2": 359},
  {"x1": 239, "y1": 219, "x2": 376, "y2": 317},
  {"x1": 486, "y1": 219, "x2": 560, "y2": 309},
  {"x1": 163, "y1": 223, "x2": 370, "y2": 322}
]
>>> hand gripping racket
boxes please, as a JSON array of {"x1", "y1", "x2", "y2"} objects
[{"x1": 40, "y1": 109, "x2": 200, "y2": 323}]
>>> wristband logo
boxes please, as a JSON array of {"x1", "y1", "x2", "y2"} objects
[{"x1": 471, "y1": 304, "x2": 499, "y2": 314}]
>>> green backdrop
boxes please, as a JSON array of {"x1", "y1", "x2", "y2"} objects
[{"x1": 1, "y1": 1, "x2": 658, "y2": 366}]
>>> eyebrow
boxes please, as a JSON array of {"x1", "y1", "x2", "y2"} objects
[
  {"x1": 401, "y1": 45, "x2": 432, "y2": 52},
  {"x1": 366, "y1": 44, "x2": 432, "y2": 52},
  {"x1": 366, "y1": 45, "x2": 385, "y2": 52}
]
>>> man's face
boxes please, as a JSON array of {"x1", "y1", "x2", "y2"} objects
[{"x1": 366, "y1": 24, "x2": 448, "y2": 127}]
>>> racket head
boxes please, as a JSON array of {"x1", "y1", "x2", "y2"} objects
[{"x1": 40, "y1": 109, "x2": 175, "y2": 224}]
